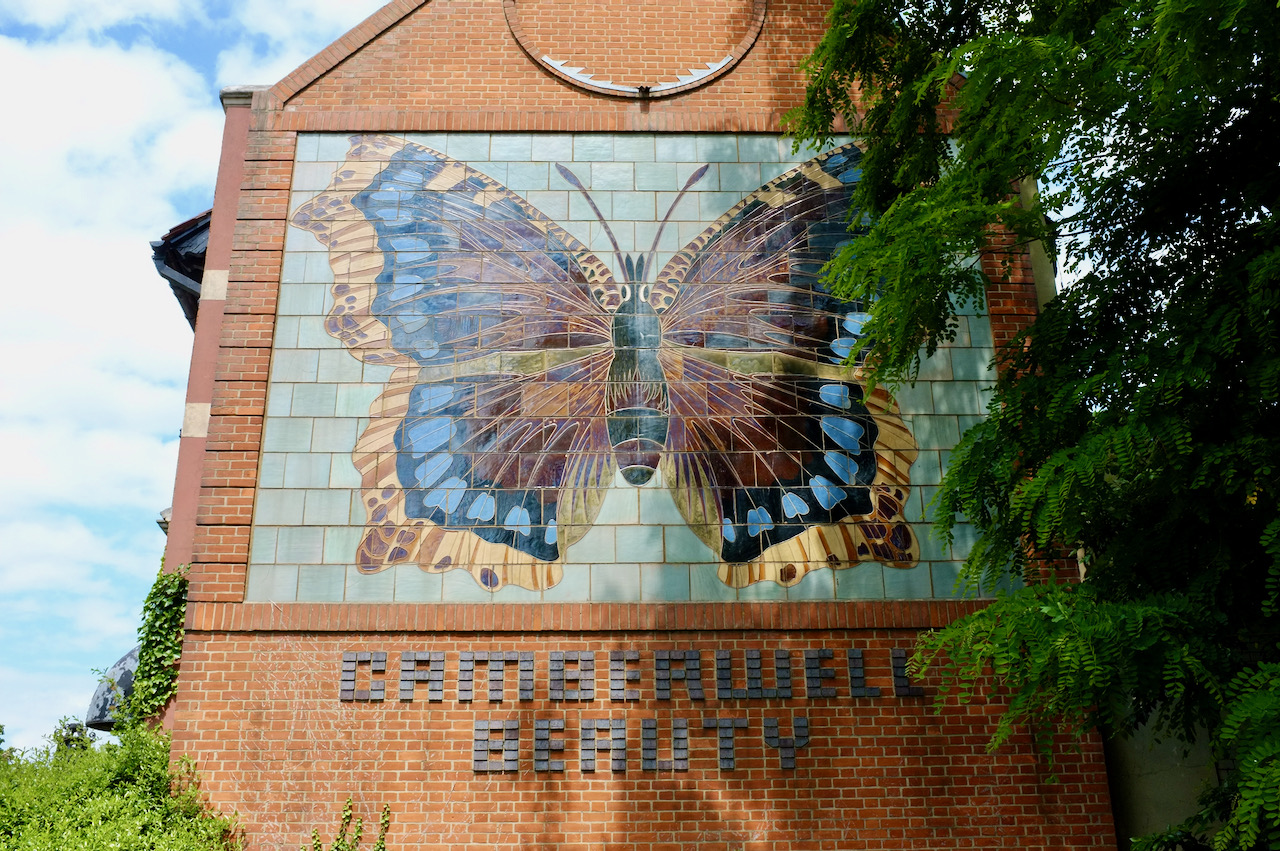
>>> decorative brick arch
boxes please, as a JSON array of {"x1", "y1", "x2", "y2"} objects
[{"x1": 502, "y1": 0, "x2": 768, "y2": 99}]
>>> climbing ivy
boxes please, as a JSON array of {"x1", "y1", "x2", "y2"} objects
[
  {"x1": 127, "y1": 564, "x2": 191, "y2": 723},
  {"x1": 304, "y1": 798, "x2": 391, "y2": 851}
]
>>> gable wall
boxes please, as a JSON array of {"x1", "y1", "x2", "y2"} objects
[{"x1": 167, "y1": 1, "x2": 1106, "y2": 848}]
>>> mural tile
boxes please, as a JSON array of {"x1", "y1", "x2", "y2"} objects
[
  {"x1": 883, "y1": 564, "x2": 933, "y2": 599},
  {"x1": 294, "y1": 134, "x2": 320, "y2": 162},
  {"x1": 323, "y1": 526, "x2": 363, "y2": 564},
  {"x1": 328, "y1": 454, "x2": 363, "y2": 488},
  {"x1": 403, "y1": 133, "x2": 449, "y2": 153},
  {"x1": 699, "y1": 191, "x2": 745, "y2": 221},
  {"x1": 489, "y1": 134, "x2": 533, "y2": 161},
  {"x1": 289, "y1": 384, "x2": 337, "y2": 418},
  {"x1": 309, "y1": 419, "x2": 358, "y2": 452},
  {"x1": 296, "y1": 565, "x2": 346, "y2": 601},
  {"x1": 835, "y1": 564, "x2": 885, "y2": 599},
  {"x1": 284, "y1": 452, "x2": 331, "y2": 488},
  {"x1": 567, "y1": 527, "x2": 616, "y2": 563},
  {"x1": 612, "y1": 192, "x2": 656, "y2": 221},
  {"x1": 931, "y1": 562, "x2": 965, "y2": 598},
  {"x1": 492, "y1": 582, "x2": 541, "y2": 602},
  {"x1": 568, "y1": 185, "x2": 608, "y2": 219},
  {"x1": 445, "y1": 134, "x2": 491, "y2": 161},
  {"x1": 968, "y1": 314, "x2": 995, "y2": 347},
  {"x1": 912, "y1": 415, "x2": 961, "y2": 450},
  {"x1": 641, "y1": 564, "x2": 690, "y2": 601},
  {"x1": 441, "y1": 568, "x2": 494, "y2": 602},
  {"x1": 532, "y1": 134, "x2": 574, "y2": 161},
  {"x1": 655, "y1": 135, "x2": 697, "y2": 161},
  {"x1": 271, "y1": 349, "x2": 319, "y2": 384},
  {"x1": 593, "y1": 487, "x2": 640, "y2": 525},
  {"x1": 334, "y1": 384, "x2": 382, "y2": 418},
  {"x1": 258, "y1": 453, "x2": 286, "y2": 489},
  {"x1": 523, "y1": 191, "x2": 570, "y2": 220},
  {"x1": 691, "y1": 564, "x2": 738, "y2": 601},
  {"x1": 297, "y1": 317, "x2": 340, "y2": 349},
  {"x1": 950, "y1": 348, "x2": 996, "y2": 382},
  {"x1": 303, "y1": 489, "x2": 352, "y2": 525},
  {"x1": 261, "y1": 418, "x2": 313, "y2": 453},
  {"x1": 507, "y1": 162, "x2": 550, "y2": 191},
  {"x1": 738, "y1": 577, "x2": 784, "y2": 601},
  {"x1": 277, "y1": 526, "x2": 325, "y2": 563},
  {"x1": 273, "y1": 317, "x2": 301, "y2": 350},
  {"x1": 663, "y1": 526, "x2": 716, "y2": 563},
  {"x1": 281, "y1": 252, "x2": 307, "y2": 283},
  {"x1": 635, "y1": 162, "x2": 679, "y2": 191},
  {"x1": 910, "y1": 450, "x2": 942, "y2": 487},
  {"x1": 759, "y1": 161, "x2": 793, "y2": 183},
  {"x1": 916, "y1": 524, "x2": 950, "y2": 561},
  {"x1": 950, "y1": 523, "x2": 980, "y2": 561},
  {"x1": 315, "y1": 134, "x2": 357, "y2": 161},
  {"x1": 675, "y1": 161, "x2": 718, "y2": 190},
  {"x1": 245, "y1": 565, "x2": 298, "y2": 602},
  {"x1": 572, "y1": 135, "x2": 614, "y2": 161},
  {"x1": 719, "y1": 163, "x2": 763, "y2": 191},
  {"x1": 695, "y1": 135, "x2": 739, "y2": 162},
  {"x1": 890, "y1": 382, "x2": 933, "y2": 416},
  {"x1": 265, "y1": 385, "x2": 293, "y2": 418},
  {"x1": 737, "y1": 135, "x2": 784, "y2": 162},
  {"x1": 393, "y1": 566, "x2": 444, "y2": 602},
  {"x1": 916, "y1": 349, "x2": 954, "y2": 381},
  {"x1": 317, "y1": 350, "x2": 364, "y2": 383},
  {"x1": 292, "y1": 161, "x2": 339, "y2": 191},
  {"x1": 591, "y1": 564, "x2": 641, "y2": 601},
  {"x1": 249, "y1": 527, "x2": 277, "y2": 563},
  {"x1": 345, "y1": 566, "x2": 395, "y2": 602},
  {"x1": 787, "y1": 567, "x2": 835, "y2": 601},
  {"x1": 303, "y1": 252, "x2": 334, "y2": 284},
  {"x1": 616, "y1": 527, "x2": 665, "y2": 562},
  {"x1": 613, "y1": 135, "x2": 655, "y2": 162},
  {"x1": 471, "y1": 162, "x2": 508, "y2": 184},
  {"x1": 590, "y1": 162, "x2": 635, "y2": 191}
]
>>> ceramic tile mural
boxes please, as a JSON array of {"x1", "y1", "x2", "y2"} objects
[{"x1": 248, "y1": 133, "x2": 996, "y2": 603}]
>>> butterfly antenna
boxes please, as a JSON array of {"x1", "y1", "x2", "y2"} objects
[
  {"x1": 555, "y1": 163, "x2": 628, "y2": 276},
  {"x1": 645, "y1": 164, "x2": 709, "y2": 281}
]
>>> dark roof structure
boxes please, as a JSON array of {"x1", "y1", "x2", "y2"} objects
[{"x1": 151, "y1": 210, "x2": 211, "y2": 330}]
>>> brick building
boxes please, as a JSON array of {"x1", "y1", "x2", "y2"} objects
[{"x1": 162, "y1": 0, "x2": 1116, "y2": 847}]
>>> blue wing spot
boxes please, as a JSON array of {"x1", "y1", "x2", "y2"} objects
[
  {"x1": 414, "y1": 385, "x2": 455, "y2": 413},
  {"x1": 830, "y1": 337, "x2": 856, "y2": 359},
  {"x1": 825, "y1": 451, "x2": 859, "y2": 486},
  {"x1": 545, "y1": 519, "x2": 558, "y2": 545},
  {"x1": 406, "y1": 418, "x2": 454, "y2": 453},
  {"x1": 747, "y1": 507, "x2": 775, "y2": 536},
  {"x1": 466, "y1": 493, "x2": 496, "y2": 522},
  {"x1": 809, "y1": 476, "x2": 848, "y2": 510},
  {"x1": 413, "y1": 453, "x2": 454, "y2": 488},
  {"x1": 822, "y1": 417, "x2": 865, "y2": 453},
  {"x1": 503, "y1": 506, "x2": 532, "y2": 536},
  {"x1": 782, "y1": 492, "x2": 810, "y2": 519},
  {"x1": 480, "y1": 568, "x2": 500, "y2": 589},
  {"x1": 423, "y1": 477, "x2": 468, "y2": 514},
  {"x1": 722, "y1": 519, "x2": 737, "y2": 543},
  {"x1": 844, "y1": 312, "x2": 870, "y2": 335},
  {"x1": 819, "y1": 384, "x2": 852, "y2": 410}
]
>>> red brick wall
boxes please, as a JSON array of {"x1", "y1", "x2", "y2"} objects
[{"x1": 174, "y1": 624, "x2": 1113, "y2": 850}]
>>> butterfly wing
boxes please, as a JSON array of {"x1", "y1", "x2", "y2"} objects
[
  {"x1": 291, "y1": 136, "x2": 619, "y2": 590},
  {"x1": 654, "y1": 143, "x2": 919, "y2": 583}
]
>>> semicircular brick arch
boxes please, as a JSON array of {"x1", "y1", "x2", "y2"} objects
[{"x1": 503, "y1": 0, "x2": 768, "y2": 99}]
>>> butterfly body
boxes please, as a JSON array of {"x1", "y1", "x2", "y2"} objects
[{"x1": 291, "y1": 135, "x2": 920, "y2": 590}]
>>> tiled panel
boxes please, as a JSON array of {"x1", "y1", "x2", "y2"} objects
[{"x1": 245, "y1": 132, "x2": 1001, "y2": 604}]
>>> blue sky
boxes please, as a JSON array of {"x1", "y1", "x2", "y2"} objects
[{"x1": 0, "y1": 0, "x2": 386, "y2": 750}]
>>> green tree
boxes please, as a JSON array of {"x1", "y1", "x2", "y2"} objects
[{"x1": 788, "y1": 0, "x2": 1279, "y2": 847}]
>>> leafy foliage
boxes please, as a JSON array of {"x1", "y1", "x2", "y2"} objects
[
  {"x1": 304, "y1": 798, "x2": 391, "y2": 851},
  {"x1": 127, "y1": 564, "x2": 191, "y2": 723},
  {"x1": 0, "y1": 723, "x2": 238, "y2": 850},
  {"x1": 788, "y1": 0, "x2": 1280, "y2": 845}
]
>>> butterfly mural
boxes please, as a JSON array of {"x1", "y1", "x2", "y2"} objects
[{"x1": 290, "y1": 135, "x2": 918, "y2": 592}]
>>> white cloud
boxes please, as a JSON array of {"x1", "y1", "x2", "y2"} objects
[
  {"x1": 217, "y1": 0, "x2": 387, "y2": 86},
  {"x1": 0, "y1": 0, "x2": 203, "y2": 32}
]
